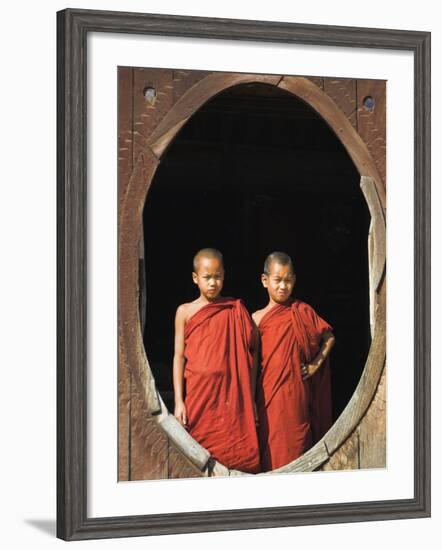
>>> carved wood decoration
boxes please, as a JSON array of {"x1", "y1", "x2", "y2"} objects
[{"x1": 118, "y1": 68, "x2": 386, "y2": 480}]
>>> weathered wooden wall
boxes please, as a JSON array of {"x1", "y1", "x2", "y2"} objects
[{"x1": 118, "y1": 68, "x2": 386, "y2": 480}]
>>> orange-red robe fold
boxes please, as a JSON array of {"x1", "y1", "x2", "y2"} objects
[
  {"x1": 256, "y1": 299, "x2": 332, "y2": 471},
  {"x1": 184, "y1": 297, "x2": 260, "y2": 473}
]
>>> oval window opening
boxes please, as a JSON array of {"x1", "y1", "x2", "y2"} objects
[{"x1": 141, "y1": 82, "x2": 371, "y2": 473}]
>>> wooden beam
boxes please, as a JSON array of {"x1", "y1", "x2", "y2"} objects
[
  {"x1": 267, "y1": 441, "x2": 330, "y2": 474},
  {"x1": 147, "y1": 72, "x2": 282, "y2": 158}
]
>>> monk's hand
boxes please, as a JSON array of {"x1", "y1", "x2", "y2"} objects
[
  {"x1": 174, "y1": 402, "x2": 188, "y2": 426},
  {"x1": 301, "y1": 362, "x2": 319, "y2": 380}
]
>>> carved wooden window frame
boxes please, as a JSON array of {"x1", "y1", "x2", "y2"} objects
[{"x1": 119, "y1": 73, "x2": 387, "y2": 476}]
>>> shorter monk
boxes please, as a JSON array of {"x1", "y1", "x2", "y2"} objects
[
  {"x1": 173, "y1": 248, "x2": 260, "y2": 474},
  {"x1": 253, "y1": 252, "x2": 335, "y2": 472}
]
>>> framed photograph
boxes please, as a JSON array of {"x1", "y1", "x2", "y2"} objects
[{"x1": 57, "y1": 8, "x2": 431, "y2": 541}]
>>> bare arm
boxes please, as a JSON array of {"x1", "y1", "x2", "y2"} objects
[
  {"x1": 301, "y1": 330, "x2": 335, "y2": 380},
  {"x1": 173, "y1": 305, "x2": 187, "y2": 425}
]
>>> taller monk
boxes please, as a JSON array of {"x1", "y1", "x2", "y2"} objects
[
  {"x1": 252, "y1": 252, "x2": 335, "y2": 472},
  {"x1": 173, "y1": 248, "x2": 260, "y2": 474}
]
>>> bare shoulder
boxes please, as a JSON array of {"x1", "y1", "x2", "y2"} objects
[
  {"x1": 175, "y1": 303, "x2": 188, "y2": 325},
  {"x1": 252, "y1": 307, "x2": 267, "y2": 327},
  {"x1": 175, "y1": 302, "x2": 193, "y2": 322},
  {"x1": 177, "y1": 299, "x2": 205, "y2": 324},
  {"x1": 175, "y1": 302, "x2": 189, "y2": 315}
]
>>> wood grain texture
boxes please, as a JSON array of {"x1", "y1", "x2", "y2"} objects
[
  {"x1": 269, "y1": 441, "x2": 329, "y2": 474},
  {"x1": 306, "y1": 76, "x2": 323, "y2": 90},
  {"x1": 207, "y1": 460, "x2": 252, "y2": 477},
  {"x1": 359, "y1": 366, "x2": 387, "y2": 468},
  {"x1": 168, "y1": 441, "x2": 207, "y2": 479},
  {"x1": 324, "y1": 78, "x2": 357, "y2": 129},
  {"x1": 118, "y1": 67, "x2": 134, "y2": 212},
  {"x1": 157, "y1": 414, "x2": 211, "y2": 471},
  {"x1": 119, "y1": 149, "x2": 161, "y2": 414},
  {"x1": 118, "y1": 341, "x2": 131, "y2": 481},
  {"x1": 132, "y1": 68, "x2": 174, "y2": 159},
  {"x1": 117, "y1": 67, "x2": 133, "y2": 482},
  {"x1": 154, "y1": 394, "x2": 211, "y2": 472},
  {"x1": 360, "y1": 176, "x2": 386, "y2": 334},
  {"x1": 129, "y1": 380, "x2": 168, "y2": 480},
  {"x1": 172, "y1": 69, "x2": 211, "y2": 102},
  {"x1": 357, "y1": 80, "x2": 386, "y2": 189},
  {"x1": 321, "y1": 429, "x2": 360, "y2": 471}
]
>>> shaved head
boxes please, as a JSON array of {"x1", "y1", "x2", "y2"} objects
[
  {"x1": 263, "y1": 251, "x2": 294, "y2": 276},
  {"x1": 193, "y1": 248, "x2": 224, "y2": 272}
]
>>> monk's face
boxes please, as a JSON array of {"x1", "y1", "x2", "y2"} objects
[
  {"x1": 192, "y1": 257, "x2": 224, "y2": 301},
  {"x1": 262, "y1": 262, "x2": 296, "y2": 304}
]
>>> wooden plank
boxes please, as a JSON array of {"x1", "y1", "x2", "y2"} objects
[
  {"x1": 357, "y1": 79, "x2": 386, "y2": 188},
  {"x1": 118, "y1": 67, "x2": 134, "y2": 209},
  {"x1": 118, "y1": 339, "x2": 131, "y2": 481},
  {"x1": 207, "y1": 460, "x2": 250, "y2": 477},
  {"x1": 132, "y1": 68, "x2": 174, "y2": 161},
  {"x1": 172, "y1": 69, "x2": 210, "y2": 102},
  {"x1": 138, "y1": 231, "x2": 146, "y2": 334},
  {"x1": 168, "y1": 441, "x2": 207, "y2": 479},
  {"x1": 321, "y1": 429, "x2": 360, "y2": 471},
  {"x1": 117, "y1": 67, "x2": 133, "y2": 481},
  {"x1": 358, "y1": 367, "x2": 387, "y2": 468},
  {"x1": 155, "y1": 394, "x2": 211, "y2": 471},
  {"x1": 306, "y1": 76, "x2": 323, "y2": 90},
  {"x1": 148, "y1": 72, "x2": 282, "y2": 158},
  {"x1": 323, "y1": 77, "x2": 357, "y2": 129},
  {"x1": 129, "y1": 380, "x2": 168, "y2": 480},
  {"x1": 268, "y1": 441, "x2": 329, "y2": 474},
  {"x1": 360, "y1": 176, "x2": 386, "y2": 334},
  {"x1": 119, "y1": 149, "x2": 161, "y2": 415},
  {"x1": 157, "y1": 414, "x2": 211, "y2": 471}
]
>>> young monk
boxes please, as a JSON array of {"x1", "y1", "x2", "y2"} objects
[
  {"x1": 252, "y1": 252, "x2": 335, "y2": 472},
  {"x1": 173, "y1": 248, "x2": 260, "y2": 474}
]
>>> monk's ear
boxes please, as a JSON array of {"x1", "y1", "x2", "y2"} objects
[
  {"x1": 192, "y1": 271, "x2": 198, "y2": 284},
  {"x1": 261, "y1": 274, "x2": 268, "y2": 288}
]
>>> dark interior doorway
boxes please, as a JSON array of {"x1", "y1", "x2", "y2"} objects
[{"x1": 142, "y1": 82, "x2": 371, "y2": 422}]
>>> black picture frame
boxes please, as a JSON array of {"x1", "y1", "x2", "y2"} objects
[{"x1": 57, "y1": 8, "x2": 431, "y2": 541}]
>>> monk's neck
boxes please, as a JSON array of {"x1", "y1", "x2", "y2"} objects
[
  {"x1": 268, "y1": 297, "x2": 294, "y2": 308},
  {"x1": 198, "y1": 294, "x2": 223, "y2": 305}
]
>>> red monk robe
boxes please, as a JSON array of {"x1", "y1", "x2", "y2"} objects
[
  {"x1": 256, "y1": 299, "x2": 333, "y2": 471},
  {"x1": 183, "y1": 297, "x2": 260, "y2": 474}
]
